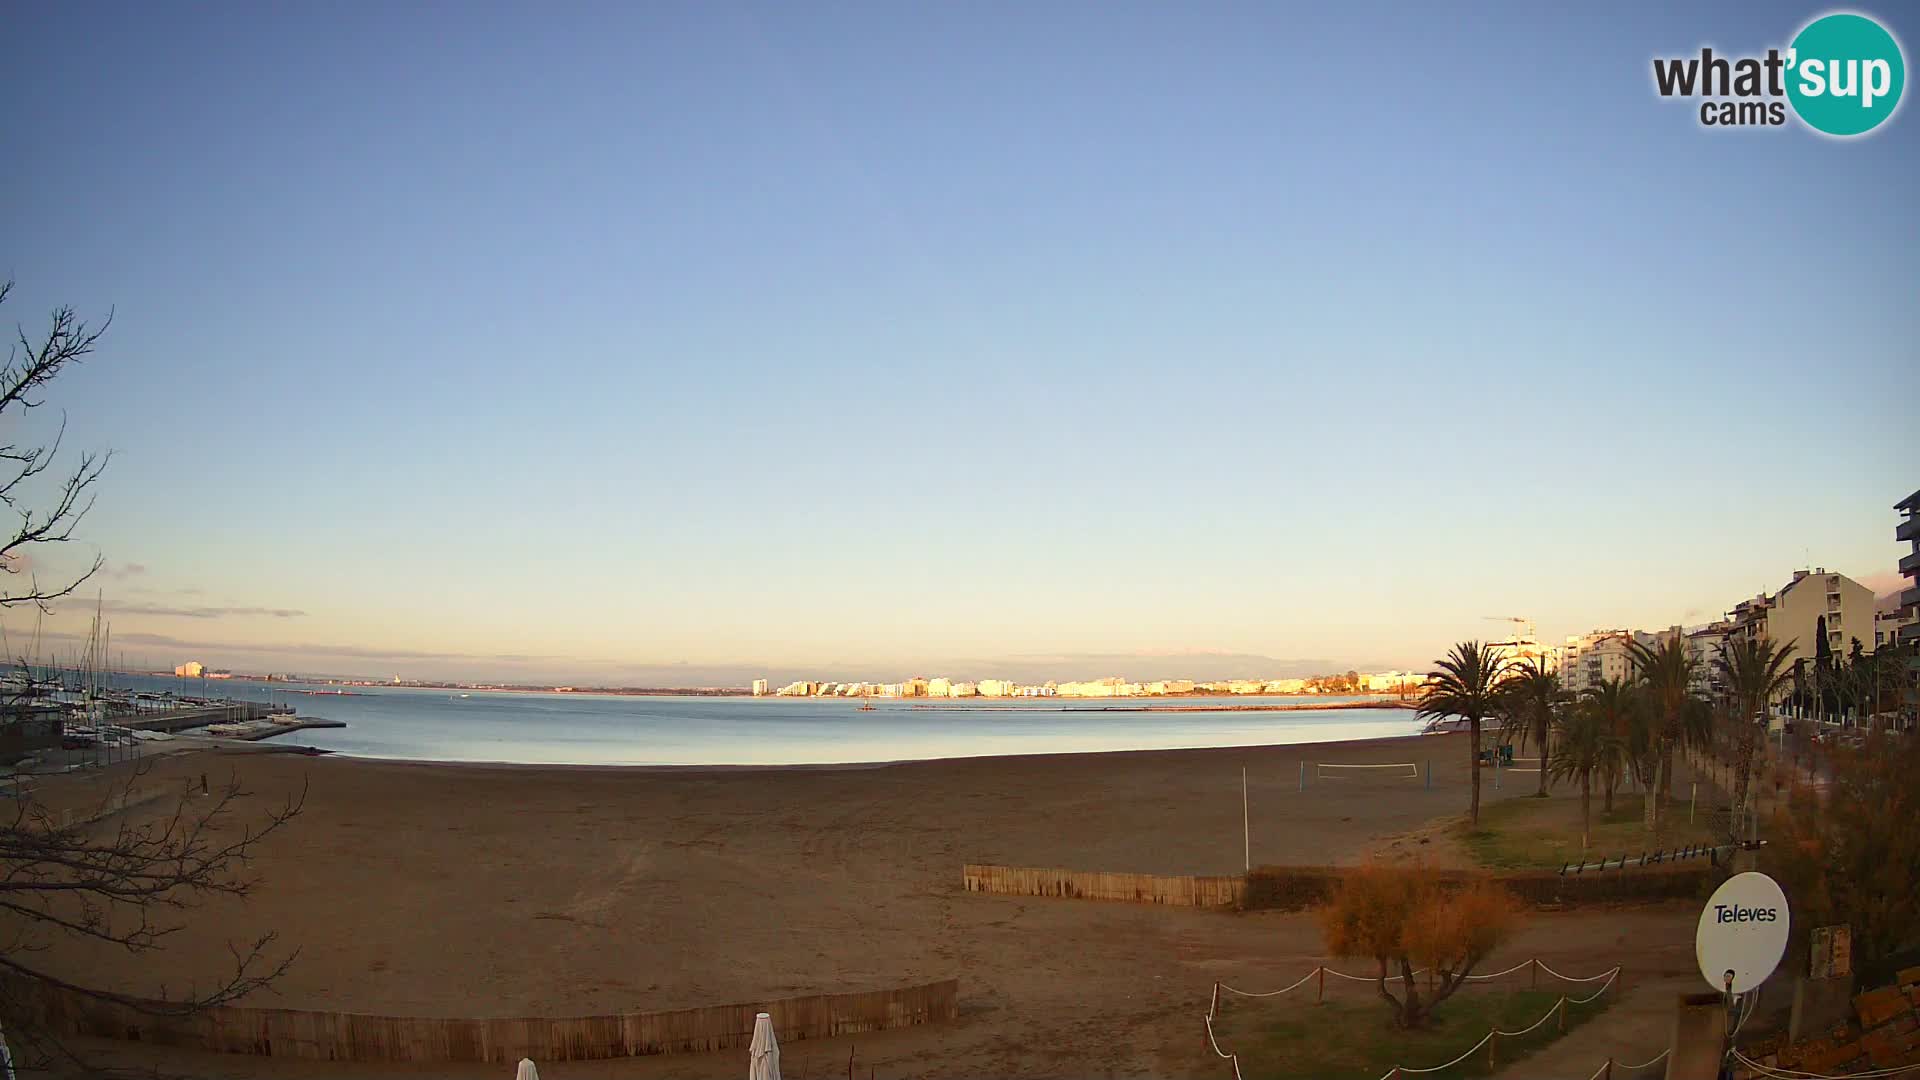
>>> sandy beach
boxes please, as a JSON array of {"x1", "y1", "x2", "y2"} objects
[{"x1": 20, "y1": 734, "x2": 1706, "y2": 1078}]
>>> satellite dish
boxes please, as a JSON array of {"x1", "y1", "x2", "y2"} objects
[{"x1": 1696, "y1": 871, "x2": 1790, "y2": 995}]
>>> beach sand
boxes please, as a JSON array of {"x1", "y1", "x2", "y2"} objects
[{"x1": 19, "y1": 734, "x2": 1706, "y2": 1078}]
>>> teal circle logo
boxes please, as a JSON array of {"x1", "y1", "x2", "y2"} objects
[{"x1": 1786, "y1": 13, "x2": 1905, "y2": 136}]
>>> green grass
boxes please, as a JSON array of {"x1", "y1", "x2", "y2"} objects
[
  {"x1": 1458, "y1": 793, "x2": 1719, "y2": 870},
  {"x1": 1209, "y1": 986, "x2": 1613, "y2": 1080}
]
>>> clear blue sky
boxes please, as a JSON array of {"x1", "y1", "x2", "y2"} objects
[{"x1": 5, "y1": 2, "x2": 1917, "y2": 683}]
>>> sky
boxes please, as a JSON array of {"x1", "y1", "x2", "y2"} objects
[{"x1": 4, "y1": 2, "x2": 1917, "y2": 685}]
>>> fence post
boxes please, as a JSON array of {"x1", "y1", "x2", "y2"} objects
[
  {"x1": 1488, "y1": 1031, "x2": 1498, "y2": 1070},
  {"x1": 1558, "y1": 996, "x2": 1566, "y2": 1034},
  {"x1": 1604, "y1": 1057, "x2": 1613, "y2": 1080},
  {"x1": 1531, "y1": 958, "x2": 1539, "y2": 990},
  {"x1": 1317, "y1": 965, "x2": 1325, "y2": 1004}
]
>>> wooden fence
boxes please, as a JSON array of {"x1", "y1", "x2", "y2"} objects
[
  {"x1": 962, "y1": 863, "x2": 1245, "y2": 907},
  {"x1": 22, "y1": 976, "x2": 958, "y2": 1063}
]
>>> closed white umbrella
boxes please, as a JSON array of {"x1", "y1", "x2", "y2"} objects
[
  {"x1": 514, "y1": 1058, "x2": 539, "y2": 1080},
  {"x1": 748, "y1": 1012, "x2": 781, "y2": 1080}
]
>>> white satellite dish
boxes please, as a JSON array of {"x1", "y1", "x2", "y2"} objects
[{"x1": 1696, "y1": 871, "x2": 1790, "y2": 995}]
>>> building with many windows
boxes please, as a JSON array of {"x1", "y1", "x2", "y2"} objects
[
  {"x1": 1727, "y1": 568, "x2": 1876, "y2": 664},
  {"x1": 1875, "y1": 606, "x2": 1916, "y2": 650},
  {"x1": 1898, "y1": 489, "x2": 1920, "y2": 646},
  {"x1": 1558, "y1": 630, "x2": 1656, "y2": 695},
  {"x1": 1686, "y1": 623, "x2": 1731, "y2": 699}
]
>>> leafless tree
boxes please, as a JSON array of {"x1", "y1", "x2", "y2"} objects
[
  {"x1": 1, "y1": 280, "x2": 114, "y2": 612},
  {"x1": 0, "y1": 281, "x2": 304, "y2": 1076},
  {"x1": 0, "y1": 767, "x2": 305, "y2": 1076}
]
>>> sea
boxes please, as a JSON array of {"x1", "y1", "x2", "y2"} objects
[{"x1": 89, "y1": 673, "x2": 1428, "y2": 767}]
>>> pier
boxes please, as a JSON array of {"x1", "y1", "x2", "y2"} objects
[
  {"x1": 126, "y1": 701, "x2": 292, "y2": 734},
  {"x1": 216, "y1": 716, "x2": 346, "y2": 742}
]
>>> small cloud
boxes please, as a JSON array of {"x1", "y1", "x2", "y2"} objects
[
  {"x1": 106, "y1": 562, "x2": 149, "y2": 579},
  {"x1": 69, "y1": 630, "x2": 555, "y2": 664},
  {"x1": 111, "y1": 603, "x2": 306, "y2": 619},
  {"x1": 1857, "y1": 569, "x2": 1907, "y2": 597}
]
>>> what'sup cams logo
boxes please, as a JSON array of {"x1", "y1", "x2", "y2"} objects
[{"x1": 1653, "y1": 11, "x2": 1905, "y2": 135}]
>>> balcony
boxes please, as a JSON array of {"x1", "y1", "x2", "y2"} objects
[
  {"x1": 1899, "y1": 516, "x2": 1920, "y2": 543},
  {"x1": 1905, "y1": 586, "x2": 1920, "y2": 610},
  {"x1": 1901, "y1": 549, "x2": 1920, "y2": 575}
]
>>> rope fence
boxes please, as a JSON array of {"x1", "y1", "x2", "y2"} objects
[
  {"x1": 1732, "y1": 1048, "x2": 1920, "y2": 1079},
  {"x1": 1203, "y1": 959, "x2": 1621, "y2": 1080}
]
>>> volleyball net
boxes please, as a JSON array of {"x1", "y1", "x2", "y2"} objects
[{"x1": 1314, "y1": 761, "x2": 1421, "y2": 781}]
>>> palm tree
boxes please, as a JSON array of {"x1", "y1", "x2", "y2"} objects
[
  {"x1": 1548, "y1": 707, "x2": 1625, "y2": 852},
  {"x1": 1498, "y1": 659, "x2": 1567, "y2": 798},
  {"x1": 1713, "y1": 636, "x2": 1796, "y2": 844},
  {"x1": 1626, "y1": 634, "x2": 1708, "y2": 836},
  {"x1": 1418, "y1": 641, "x2": 1513, "y2": 826},
  {"x1": 1582, "y1": 678, "x2": 1640, "y2": 814}
]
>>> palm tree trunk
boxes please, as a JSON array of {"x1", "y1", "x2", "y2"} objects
[
  {"x1": 1730, "y1": 709, "x2": 1756, "y2": 846},
  {"x1": 1537, "y1": 722, "x2": 1549, "y2": 797},
  {"x1": 1603, "y1": 767, "x2": 1615, "y2": 814},
  {"x1": 1469, "y1": 717, "x2": 1482, "y2": 825},
  {"x1": 1581, "y1": 774, "x2": 1592, "y2": 851},
  {"x1": 1643, "y1": 758, "x2": 1658, "y2": 833},
  {"x1": 1657, "y1": 735, "x2": 1675, "y2": 837}
]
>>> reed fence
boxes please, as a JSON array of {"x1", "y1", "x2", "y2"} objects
[
  {"x1": 21, "y1": 976, "x2": 958, "y2": 1063},
  {"x1": 962, "y1": 863, "x2": 1245, "y2": 907}
]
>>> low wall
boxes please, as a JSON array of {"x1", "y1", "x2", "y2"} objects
[
  {"x1": 962, "y1": 863, "x2": 1245, "y2": 907},
  {"x1": 1244, "y1": 863, "x2": 1710, "y2": 910},
  {"x1": 963, "y1": 862, "x2": 1711, "y2": 911},
  {"x1": 25, "y1": 977, "x2": 959, "y2": 1063}
]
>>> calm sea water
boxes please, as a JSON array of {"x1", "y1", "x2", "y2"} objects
[{"x1": 97, "y1": 674, "x2": 1424, "y2": 766}]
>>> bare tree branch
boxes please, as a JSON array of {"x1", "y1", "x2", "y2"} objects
[
  {"x1": 0, "y1": 280, "x2": 114, "y2": 613},
  {"x1": 0, "y1": 280, "x2": 303, "y2": 1077}
]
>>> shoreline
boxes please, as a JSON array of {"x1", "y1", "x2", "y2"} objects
[{"x1": 266, "y1": 728, "x2": 1451, "y2": 776}]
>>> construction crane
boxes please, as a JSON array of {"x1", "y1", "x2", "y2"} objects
[{"x1": 1482, "y1": 615, "x2": 1537, "y2": 641}]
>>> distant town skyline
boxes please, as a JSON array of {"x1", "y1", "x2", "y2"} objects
[
  {"x1": 5, "y1": 3, "x2": 1916, "y2": 681},
  {"x1": 9, "y1": 559, "x2": 1911, "y2": 689}
]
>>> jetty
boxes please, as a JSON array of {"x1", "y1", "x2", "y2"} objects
[
  {"x1": 201, "y1": 715, "x2": 346, "y2": 742},
  {"x1": 125, "y1": 701, "x2": 292, "y2": 734}
]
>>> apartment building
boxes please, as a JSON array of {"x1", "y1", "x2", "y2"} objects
[
  {"x1": 1687, "y1": 623, "x2": 1730, "y2": 698},
  {"x1": 1728, "y1": 568, "x2": 1876, "y2": 664},
  {"x1": 1899, "y1": 489, "x2": 1920, "y2": 645},
  {"x1": 1558, "y1": 629, "x2": 1656, "y2": 694}
]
